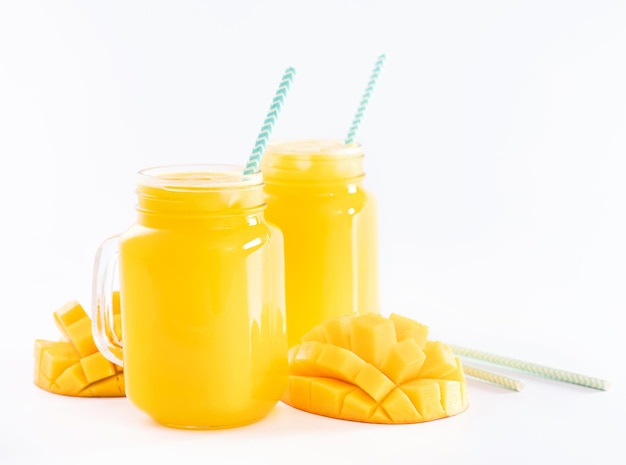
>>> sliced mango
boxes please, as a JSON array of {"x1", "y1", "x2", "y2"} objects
[
  {"x1": 282, "y1": 313, "x2": 469, "y2": 424},
  {"x1": 34, "y1": 300, "x2": 125, "y2": 397}
]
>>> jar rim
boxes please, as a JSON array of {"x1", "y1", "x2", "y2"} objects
[
  {"x1": 265, "y1": 139, "x2": 363, "y2": 158},
  {"x1": 137, "y1": 164, "x2": 262, "y2": 189}
]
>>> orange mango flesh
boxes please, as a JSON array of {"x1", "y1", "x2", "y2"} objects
[
  {"x1": 282, "y1": 313, "x2": 469, "y2": 424},
  {"x1": 34, "y1": 297, "x2": 125, "y2": 397}
]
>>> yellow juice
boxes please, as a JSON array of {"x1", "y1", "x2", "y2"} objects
[
  {"x1": 260, "y1": 140, "x2": 379, "y2": 347},
  {"x1": 114, "y1": 165, "x2": 286, "y2": 429}
]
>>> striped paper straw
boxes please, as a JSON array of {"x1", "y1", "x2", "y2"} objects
[
  {"x1": 462, "y1": 362, "x2": 525, "y2": 392},
  {"x1": 451, "y1": 344, "x2": 611, "y2": 391},
  {"x1": 244, "y1": 67, "x2": 296, "y2": 175},
  {"x1": 345, "y1": 53, "x2": 387, "y2": 145}
]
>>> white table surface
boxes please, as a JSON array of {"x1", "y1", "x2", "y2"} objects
[
  {"x1": 3, "y1": 322, "x2": 624, "y2": 465},
  {"x1": 2, "y1": 1, "x2": 625, "y2": 463}
]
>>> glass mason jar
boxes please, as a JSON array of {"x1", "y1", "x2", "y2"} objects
[
  {"x1": 92, "y1": 164, "x2": 287, "y2": 429},
  {"x1": 260, "y1": 140, "x2": 379, "y2": 347}
]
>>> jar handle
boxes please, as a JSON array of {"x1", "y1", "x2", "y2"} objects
[{"x1": 91, "y1": 235, "x2": 124, "y2": 367}]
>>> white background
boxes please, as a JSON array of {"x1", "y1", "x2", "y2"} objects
[{"x1": 1, "y1": 1, "x2": 625, "y2": 464}]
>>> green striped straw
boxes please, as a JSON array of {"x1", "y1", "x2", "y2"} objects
[
  {"x1": 451, "y1": 344, "x2": 611, "y2": 391},
  {"x1": 462, "y1": 362, "x2": 525, "y2": 392},
  {"x1": 244, "y1": 67, "x2": 296, "y2": 175},
  {"x1": 345, "y1": 53, "x2": 387, "y2": 145}
]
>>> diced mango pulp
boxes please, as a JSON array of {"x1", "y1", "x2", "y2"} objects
[
  {"x1": 282, "y1": 313, "x2": 469, "y2": 424},
  {"x1": 34, "y1": 300, "x2": 125, "y2": 397}
]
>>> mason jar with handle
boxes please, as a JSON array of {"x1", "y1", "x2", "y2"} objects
[{"x1": 92, "y1": 164, "x2": 287, "y2": 429}]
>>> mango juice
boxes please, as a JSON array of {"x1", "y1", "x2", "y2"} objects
[
  {"x1": 260, "y1": 140, "x2": 379, "y2": 347},
  {"x1": 97, "y1": 165, "x2": 287, "y2": 429}
]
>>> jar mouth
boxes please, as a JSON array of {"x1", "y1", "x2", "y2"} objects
[
  {"x1": 265, "y1": 139, "x2": 363, "y2": 158},
  {"x1": 138, "y1": 164, "x2": 262, "y2": 190},
  {"x1": 261, "y1": 140, "x2": 365, "y2": 185}
]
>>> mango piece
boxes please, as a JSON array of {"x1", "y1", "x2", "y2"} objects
[
  {"x1": 354, "y1": 363, "x2": 395, "y2": 402},
  {"x1": 369, "y1": 406, "x2": 392, "y2": 423},
  {"x1": 419, "y1": 341, "x2": 458, "y2": 379},
  {"x1": 80, "y1": 352, "x2": 116, "y2": 384},
  {"x1": 65, "y1": 317, "x2": 98, "y2": 357},
  {"x1": 309, "y1": 377, "x2": 354, "y2": 418},
  {"x1": 112, "y1": 290, "x2": 121, "y2": 315},
  {"x1": 380, "y1": 387, "x2": 422, "y2": 423},
  {"x1": 288, "y1": 341, "x2": 325, "y2": 377},
  {"x1": 350, "y1": 313, "x2": 396, "y2": 366},
  {"x1": 318, "y1": 343, "x2": 364, "y2": 379},
  {"x1": 380, "y1": 339, "x2": 426, "y2": 385},
  {"x1": 81, "y1": 374, "x2": 125, "y2": 397},
  {"x1": 53, "y1": 301, "x2": 98, "y2": 357},
  {"x1": 34, "y1": 299, "x2": 125, "y2": 398},
  {"x1": 108, "y1": 290, "x2": 122, "y2": 342},
  {"x1": 390, "y1": 313, "x2": 429, "y2": 348},
  {"x1": 34, "y1": 340, "x2": 79, "y2": 394},
  {"x1": 55, "y1": 363, "x2": 89, "y2": 396},
  {"x1": 283, "y1": 375, "x2": 312, "y2": 412},
  {"x1": 53, "y1": 301, "x2": 86, "y2": 335},
  {"x1": 107, "y1": 313, "x2": 124, "y2": 362},
  {"x1": 34, "y1": 373, "x2": 55, "y2": 393},
  {"x1": 113, "y1": 314, "x2": 122, "y2": 340},
  {"x1": 341, "y1": 389, "x2": 376, "y2": 422},
  {"x1": 321, "y1": 315, "x2": 351, "y2": 349},
  {"x1": 35, "y1": 339, "x2": 80, "y2": 381},
  {"x1": 434, "y1": 379, "x2": 465, "y2": 416},
  {"x1": 443, "y1": 357, "x2": 467, "y2": 383},
  {"x1": 400, "y1": 379, "x2": 446, "y2": 420},
  {"x1": 282, "y1": 313, "x2": 469, "y2": 424}
]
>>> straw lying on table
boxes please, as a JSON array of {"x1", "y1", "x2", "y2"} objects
[
  {"x1": 461, "y1": 361, "x2": 525, "y2": 392},
  {"x1": 451, "y1": 344, "x2": 611, "y2": 391}
]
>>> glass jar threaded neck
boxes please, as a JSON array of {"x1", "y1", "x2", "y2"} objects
[
  {"x1": 135, "y1": 164, "x2": 264, "y2": 218},
  {"x1": 260, "y1": 140, "x2": 365, "y2": 186}
]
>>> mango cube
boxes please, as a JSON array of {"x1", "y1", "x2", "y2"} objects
[
  {"x1": 321, "y1": 316, "x2": 351, "y2": 349},
  {"x1": 80, "y1": 352, "x2": 116, "y2": 384},
  {"x1": 64, "y1": 317, "x2": 98, "y2": 357},
  {"x1": 53, "y1": 301, "x2": 86, "y2": 333},
  {"x1": 390, "y1": 313, "x2": 429, "y2": 348},
  {"x1": 350, "y1": 313, "x2": 396, "y2": 366},
  {"x1": 55, "y1": 363, "x2": 88, "y2": 396},
  {"x1": 401, "y1": 379, "x2": 446, "y2": 420},
  {"x1": 381, "y1": 387, "x2": 421, "y2": 423},
  {"x1": 419, "y1": 341, "x2": 458, "y2": 379},
  {"x1": 380, "y1": 339, "x2": 426, "y2": 385},
  {"x1": 35, "y1": 340, "x2": 80, "y2": 381}
]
